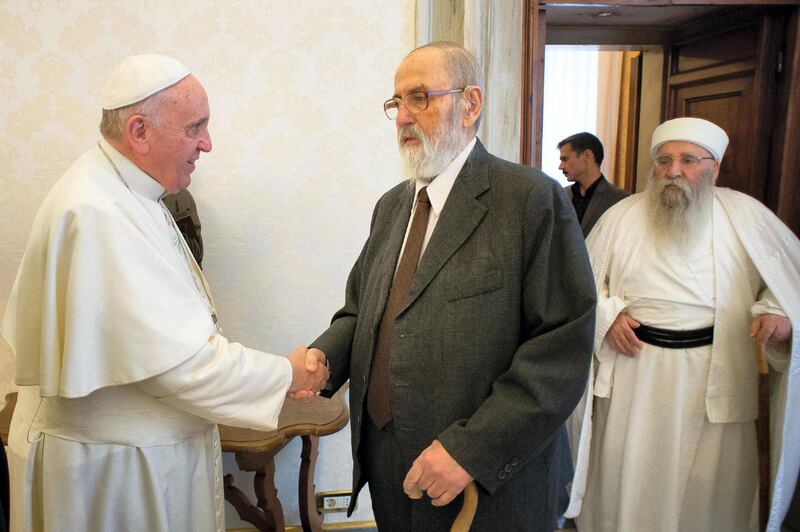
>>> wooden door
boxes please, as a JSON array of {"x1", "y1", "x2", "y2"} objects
[{"x1": 664, "y1": 8, "x2": 783, "y2": 203}]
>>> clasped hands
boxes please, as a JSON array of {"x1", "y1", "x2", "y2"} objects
[
  {"x1": 402, "y1": 440, "x2": 473, "y2": 507},
  {"x1": 606, "y1": 312, "x2": 792, "y2": 358},
  {"x1": 286, "y1": 346, "x2": 329, "y2": 402}
]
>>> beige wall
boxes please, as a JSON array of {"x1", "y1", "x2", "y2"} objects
[{"x1": 0, "y1": 0, "x2": 415, "y2": 527}]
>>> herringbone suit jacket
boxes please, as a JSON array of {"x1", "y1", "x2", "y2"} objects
[{"x1": 313, "y1": 140, "x2": 596, "y2": 530}]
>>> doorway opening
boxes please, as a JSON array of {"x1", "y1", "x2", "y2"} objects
[{"x1": 542, "y1": 45, "x2": 642, "y2": 192}]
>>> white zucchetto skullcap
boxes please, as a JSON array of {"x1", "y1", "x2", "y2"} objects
[
  {"x1": 102, "y1": 54, "x2": 190, "y2": 110},
  {"x1": 651, "y1": 117, "x2": 729, "y2": 161}
]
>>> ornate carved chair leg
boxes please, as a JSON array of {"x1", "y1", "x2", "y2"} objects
[
  {"x1": 231, "y1": 448, "x2": 285, "y2": 532},
  {"x1": 223, "y1": 473, "x2": 274, "y2": 532},
  {"x1": 252, "y1": 451, "x2": 285, "y2": 531},
  {"x1": 299, "y1": 435, "x2": 323, "y2": 532}
]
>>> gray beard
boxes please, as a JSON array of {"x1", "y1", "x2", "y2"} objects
[
  {"x1": 645, "y1": 167, "x2": 714, "y2": 251},
  {"x1": 397, "y1": 108, "x2": 469, "y2": 185}
]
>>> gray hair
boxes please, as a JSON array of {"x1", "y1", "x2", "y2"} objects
[
  {"x1": 99, "y1": 88, "x2": 169, "y2": 141},
  {"x1": 410, "y1": 41, "x2": 483, "y2": 129}
]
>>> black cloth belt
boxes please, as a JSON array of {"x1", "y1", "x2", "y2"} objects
[{"x1": 634, "y1": 323, "x2": 714, "y2": 349}]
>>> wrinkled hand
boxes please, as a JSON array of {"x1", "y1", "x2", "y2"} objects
[
  {"x1": 403, "y1": 440, "x2": 473, "y2": 507},
  {"x1": 286, "y1": 346, "x2": 329, "y2": 402},
  {"x1": 751, "y1": 314, "x2": 792, "y2": 353},
  {"x1": 606, "y1": 312, "x2": 642, "y2": 358}
]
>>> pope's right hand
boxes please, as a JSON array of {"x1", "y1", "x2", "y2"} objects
[{"x1": 287, "y1": 346, "x2": 329, "y2": 401}]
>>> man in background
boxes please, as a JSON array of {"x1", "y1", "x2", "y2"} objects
[
  {"x1": 567, "y1": 117, "x2": 800, "y2": 531},
  {"x1": 3, "y1": 54, "x2": 327, "y2": 532},
  {"x1": 558, "y1": 132, "x2": 628, "y2": 236},
  {"x1": 307, "y1": 41, "x2": 596, "y2": 531}
]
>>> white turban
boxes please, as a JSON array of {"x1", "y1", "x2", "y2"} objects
[
  {"x1": 102, "y1": 54, "x2": 190, "y2": 110},
  {"x1": 650, "y1": 117, "x2": 729, "y2": 161}
]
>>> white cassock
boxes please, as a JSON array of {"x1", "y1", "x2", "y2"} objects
[
  {"x1": 566, "y1": 189, "x2": 800, "y2": 532},
  {"x1": 2, "y1": 139, "x2": 293, "y2": 532}
]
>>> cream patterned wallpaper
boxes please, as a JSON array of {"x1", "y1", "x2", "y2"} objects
[{"x1": 0, "y1": 0, "x2": 415, "y2": 527}]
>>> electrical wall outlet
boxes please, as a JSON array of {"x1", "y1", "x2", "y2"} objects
[{"x1": 316, "y1": 490, "x2": 354, "y2": 514}]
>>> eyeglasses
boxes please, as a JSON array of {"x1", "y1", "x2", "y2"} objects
[
  {"x1": 383, "y1": 88, "x2": 467, "y2": 120},
  {"x1": 653, "y1": 154, "x2": 715, "y2": 169}
]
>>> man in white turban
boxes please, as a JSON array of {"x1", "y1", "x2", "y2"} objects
[
  {"x1": 2, "y1": 54, "x2": 328, "y2": 532},
  {"x1": 565, "y1": 117, "x2": 800, "y2": 531}
]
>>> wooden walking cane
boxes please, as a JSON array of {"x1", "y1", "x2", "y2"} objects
[
  {"x1": 406, "y1": 480, "x2": 479, "y2": 531},
  {"x1": 756, "y1": 343, "x2": 770, "y2": 531},
  {"x1": 450, "y1": 481, "x2": 479, "y2": 532}
]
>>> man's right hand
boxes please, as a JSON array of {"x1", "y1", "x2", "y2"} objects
[
  {"x1": 287, "y1": 346, "x2": 329, "y2": 401},
  {"x1": 606, "y1": 312, "x2": 643, "y2": 358}
]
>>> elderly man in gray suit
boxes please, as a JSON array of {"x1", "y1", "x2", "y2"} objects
[
  {"x1": 558, "y1": 132, "x2": 629, "y2": 237},
  {"x1": 305, "y1": 41, "x2": 596, "y2": 531}
]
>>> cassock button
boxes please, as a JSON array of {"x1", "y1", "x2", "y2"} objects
[
  {"x1": 213, "y1": 439, "x2": 219, "y2": 448},
  {"x1": 511, "y1": 457, "x2": 519, "y2": 466},
  {"x1": 498, "y1": 471, "x2": 507, "y2": 480},
  {"x1": 504, "y1": 464, "x2": 513, "y2": 473}
]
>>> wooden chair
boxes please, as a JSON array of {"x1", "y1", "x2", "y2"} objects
[
  {"x1": 0, "y1": 393, "x2": 15, "y2": 445},
  {"x1": 220, "y1": 385, "x2": 349, "y2": 532},
  {"x1": 0, "y1": 392, "x2": 14, "y2": 532}
]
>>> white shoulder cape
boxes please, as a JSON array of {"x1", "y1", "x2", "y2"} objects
[{"x1": 2, "y1": 143, "x2": 215, "y2": 398}]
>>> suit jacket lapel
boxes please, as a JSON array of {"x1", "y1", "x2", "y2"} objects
[
  {"x1": 399, "y1": 141, "x2": 491, "y2": 315},
  {"x1": 581, "y1": 177, "x2": 607, "y2": 234}
]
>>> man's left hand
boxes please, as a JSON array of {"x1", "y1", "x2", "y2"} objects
[
  {"x1": 403, "y1": 440, "x2": 473, "y2": 506},
  {"x1": 751, "y1": 314, "x2": 792, "y2": 351}
]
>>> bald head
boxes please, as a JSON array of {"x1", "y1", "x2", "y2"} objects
[
  {"x1": 402, "y1": 42, "x2": 484, "y2": 129},
  {"x1": 392, "y1": 42, "x2": 484, "y2": 183}
]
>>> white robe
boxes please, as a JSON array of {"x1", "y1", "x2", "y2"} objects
[
  {"x1": 567, "y1": 188, "x2": 800, "y2": 532},
  {"x1": 2, "y1": 140, "x2": 293, "y2": 532}
]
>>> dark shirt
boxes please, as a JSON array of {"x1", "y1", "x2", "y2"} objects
[{"x1": 571, "y1": 175, "x2": 605, "y2": 223}]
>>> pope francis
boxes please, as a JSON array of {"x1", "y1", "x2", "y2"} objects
[{"x1": 2, "y1": 55, "x2": 328, "y2": 532}]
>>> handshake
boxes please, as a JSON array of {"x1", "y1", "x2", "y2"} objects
[{"x1": 286, "y1": 346, "x2": 330, "y2": 402}]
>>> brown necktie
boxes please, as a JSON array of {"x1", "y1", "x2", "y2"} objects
[{"x1": 367, "y1": 187, "x2": 431, "y2": 429}]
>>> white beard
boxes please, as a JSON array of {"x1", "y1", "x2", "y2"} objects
[
  {"x1": 645, "y1": 167, "x2": 714, "y2": 251},
  {"x1": 397, "y1": 107, "x2": 468, "y2": 185}
]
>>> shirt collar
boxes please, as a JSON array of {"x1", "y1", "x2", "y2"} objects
[
  {"x1": 98, "y1": 138, "x2": 167, "y2": 201},
  {"x1": 415, "y1": 137, "x2": 476, "y2": 216}
]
